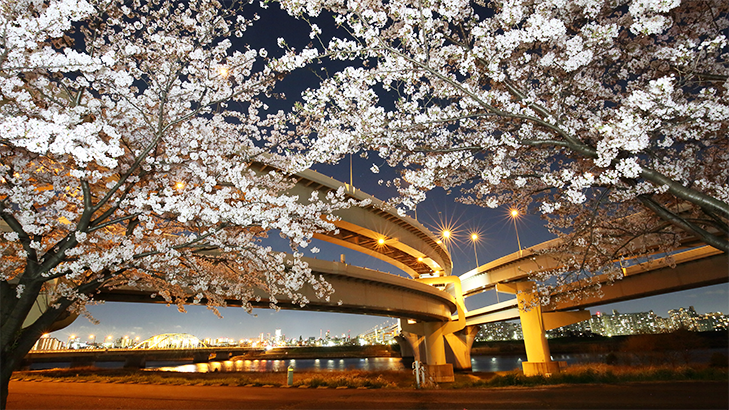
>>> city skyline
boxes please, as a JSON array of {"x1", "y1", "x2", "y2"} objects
[{"x1": 51, "y1": 294, "x2": 729, "y2": 348}]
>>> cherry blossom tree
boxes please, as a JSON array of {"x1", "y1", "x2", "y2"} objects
[
  {"x1": 0, "y1": 0, "x2": 347, "y2": 404},
  {"x1": 282, "y1": 0, "x2": 729, "y2": 301}
]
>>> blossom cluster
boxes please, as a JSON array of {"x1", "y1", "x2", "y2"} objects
[
  {"x1": 0, "y1": 0, "x2": 359, "y2": 335},
  {"x1": 280, "y1": 0, "x2": 729, "y2": 300}
]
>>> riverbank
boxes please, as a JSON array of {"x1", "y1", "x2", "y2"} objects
[
  {"x1": 240, "y1": 330, "x2": 729, "y2": 360},
  {"x1": 11, "y1": 363, "x2": 728, "y2": 389},
  {"x1": 471, "y1": 330, "x2": 729, "y2": 356}
]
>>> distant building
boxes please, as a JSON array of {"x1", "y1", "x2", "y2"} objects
[
  {"x1": 475, "y1": 306, "x2": 728, "y2": 342},
  {"x1": 588, "y1": 310, "x2": 662, "y2": 336},
  {"x1": 476, "y1": 321, "x2": 523, "y2": 341},
  {"x1": 668, "y1": 306, "x2": 700, "y2": 331}
]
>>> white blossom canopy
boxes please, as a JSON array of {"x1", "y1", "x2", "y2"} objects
[
  {"x1": 0, "y1": 0, "x2": 357, "y2": 362},
  {"x1": 280, "y1": 0, "x2": 729, "y2": 301}
]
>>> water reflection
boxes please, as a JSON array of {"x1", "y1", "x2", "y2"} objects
[
  {"x1": 153, "y1": 354, "x2": 616, "y2": 373},
  {"x1": 154, "y1": 357, "x2": 409, "y2": 373}
]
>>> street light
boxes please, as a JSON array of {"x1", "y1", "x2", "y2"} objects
[
  {"x1": 470, "y1": 232, "x2": 479, "y2": 268},
  {"x1": 509, "y1": 208, "x2": 523, "y2": 256}
]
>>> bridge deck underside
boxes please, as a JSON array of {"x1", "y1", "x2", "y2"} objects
[
  {"x1": 464, "y1": 251, "x2": 728, "y2": 325},
  {"x1": 551, "y1": 252, "x2": 728, "y2": 311},
  {"x1": 98, "y1": 258, "x2": 458, "y2": 323}
]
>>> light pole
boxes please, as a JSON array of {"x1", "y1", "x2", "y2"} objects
[
  {"x1": 439, "y1": 229, "x2": 453, "y2": 262},
  {"x1": 470, "y1": 232, "x2": 479, "y2": 268},
  {"x1": 509, "y1": 208, "x2": 523, "y2": 256}
]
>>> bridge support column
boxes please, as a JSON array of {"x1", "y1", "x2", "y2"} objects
[
  {"x1": 444, "y1": 325, "x2": 479, "y2": 371},
  {"x1": 423, "y1": 322, "x2": 447, "y2": 365},
  {"x1": 400, "y1": 320, "x2": 449, "y2": 366},
  {"x1": 193, "y1": 352, "x2": 211, "y2": 363},
  {"x1": 497, "y1": 282, "x2": 591, "y2": 376},
  {"x1": 404, "y1": 276, "x2": 467, "y2": 370},
  {"x1": 498, "y1": 282, "x2": 557, "y2": 376},
  {"x1": 400, "y1": 320, "x2": 455, "y2": 382},
  {"x1": 395, "y1": 331, "x2": 423, "y2": 366}
]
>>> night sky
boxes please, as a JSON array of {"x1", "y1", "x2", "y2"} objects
[{"x1": 47, "y1": 3, "x2": 729, "y2": 345}]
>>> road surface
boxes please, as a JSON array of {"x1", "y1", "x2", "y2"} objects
[{"x1": 7, "y1": 379, "x2": 728, "y2": 409}]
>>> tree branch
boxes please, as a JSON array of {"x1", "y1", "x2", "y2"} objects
[{"x1": 637, "y1": 194, "x2": 728, "y2": 252}]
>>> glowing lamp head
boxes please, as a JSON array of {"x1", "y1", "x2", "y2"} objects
[
  {"x1": 377, "y1": 238, "x2": 385, "y2": 245},
  {"x1": 471, "y1": 233, "x2": 478, "y2": 241},
  {"x1": 417, "y1": 257, "x2": 423, "y2": 262},
  {"x1": 442, "y1": 230, "x2": 451, "y2": 239},
  {"x1": 510, "y1": 209, "x2": 519, "y2": 218},
  {"x1": 218, "y1": 66, "x2": 229, "y2": 77},
  {"x1": 174, "y1": 181, "x2": 185, "y2": 190}
]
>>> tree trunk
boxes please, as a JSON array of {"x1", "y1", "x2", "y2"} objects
[
  {"x1": 0, "y1": 292, "x2": 76, "y2": 410},
  {"x1": 1, "y1": 346, "x2": 24, "y2": 410}
]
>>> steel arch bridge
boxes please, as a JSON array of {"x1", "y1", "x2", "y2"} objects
[{"x1": 132, "y1": 333, "x2": 207, "y2": 350}]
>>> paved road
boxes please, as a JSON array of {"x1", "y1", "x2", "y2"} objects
[{"x1": 7, "y1": 380, "x2": 728, "y2": 409}]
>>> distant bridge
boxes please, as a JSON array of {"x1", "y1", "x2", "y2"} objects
[{"x1": 23, "y1": 346, "x2": 262, "y2": 369}]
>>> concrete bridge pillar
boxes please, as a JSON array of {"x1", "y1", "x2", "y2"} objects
[
  {"x1": 422, "y1": 322, "x2": 447, "y2": 365},
  {"x1": 497, "y1": 281, "x2": 558, "y2": 376},
  {"x1": 400, "y1": 320, "x2": 447, "y2": 366},
  {"x1": 401, "y1": 325, "x2": 478, "y2": 370},
  {"x1": 444, "y1": 325, "x2": 479, "y2": 371},
  {"x1": 394, "y1": 331, "x2": 423, "y2": 366},
  {"x1": 193, "y1": 352, "x2": 211, "y2": 363},
  {"x1": 497, "y1": 282, "x2": 589, "y2": 376}
]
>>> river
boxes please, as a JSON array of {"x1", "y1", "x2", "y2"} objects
[
  {"x1": 151, "y1": 353, "x2": 601, "y2": 373},
  {"x1": 29, "y1": 349, "x2": 725, "y2": 373}
]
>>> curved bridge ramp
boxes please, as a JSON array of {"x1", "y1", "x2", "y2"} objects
[{"x1": 96, "y1": 256, "x2": 458, "y2": 323}]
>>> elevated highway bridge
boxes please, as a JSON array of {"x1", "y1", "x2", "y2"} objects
[{"x1": 7, "y1": 168, "x2": 727, "y2": 376}]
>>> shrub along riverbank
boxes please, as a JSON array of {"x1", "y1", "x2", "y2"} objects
[{"x1": 11, "y1": 363, "x2": 727, "y2": 389}]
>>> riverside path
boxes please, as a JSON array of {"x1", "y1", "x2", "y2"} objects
[{"x1": 7, "y1": 379, "x2": 729, "y2": 409}]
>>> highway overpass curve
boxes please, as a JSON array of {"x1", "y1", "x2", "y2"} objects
[
  {"x1": 280, "y1": 167, "x2": 451, "y2": 278},
  {"x1": 0, "y1": 167, "x2": 451, "y2": 280},
  {"x1": 97, "y1": 256, "x2": 458, "y2": 323},
  {"x1": 463, "y1": 245, "x2": 728, "y2": 326}
]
